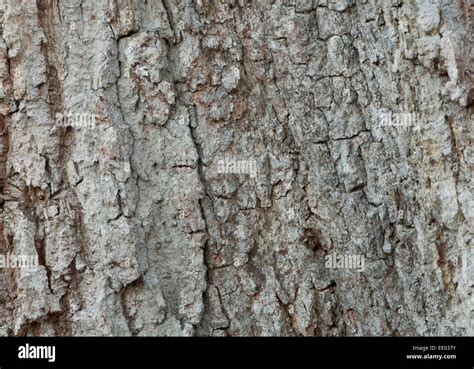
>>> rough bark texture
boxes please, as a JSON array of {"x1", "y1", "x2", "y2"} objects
[{"x1": 0, "y1": 0, "x2": 472, "y2": 336}]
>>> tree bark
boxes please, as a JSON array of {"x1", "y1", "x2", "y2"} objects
[{"x1": 0, "y1": 0, "x2": 472, "y2": 336}]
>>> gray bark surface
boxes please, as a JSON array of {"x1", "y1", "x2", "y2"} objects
[{"x1": 0, "y1": 0, "x2": 472, "y2": 336}]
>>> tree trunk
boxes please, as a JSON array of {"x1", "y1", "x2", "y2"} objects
[{"x1": 0, "y1": 0, "x2": 472, "y2": 336}]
